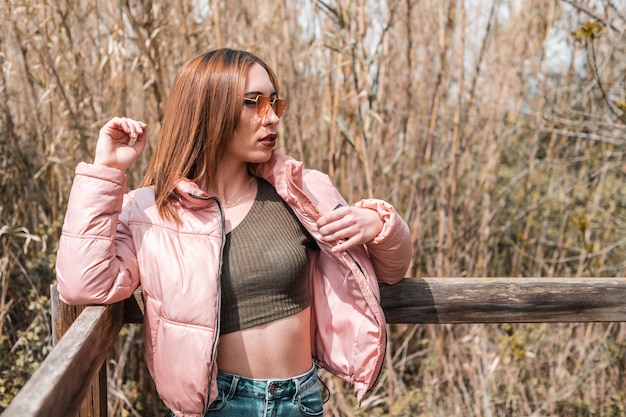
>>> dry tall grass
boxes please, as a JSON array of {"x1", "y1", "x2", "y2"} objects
[{"x1": 1, "y1": 0, "x2": 626, "y2": 415}]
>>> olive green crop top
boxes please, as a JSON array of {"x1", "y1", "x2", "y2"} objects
[{"x1": 219, "y1": 178, "x2": 317, "y2": 335}]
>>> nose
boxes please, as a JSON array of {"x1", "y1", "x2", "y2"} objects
[{"x1": 263, "y1": 105, "x2": 280, "y2": 124}]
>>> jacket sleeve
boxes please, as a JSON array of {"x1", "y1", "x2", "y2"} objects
[
  {"x1": 55, "y1": 162, "x2": 140, "y2": 305},
  {"x1": 352, "y1": 199, "x2": 413, "y2": 285}
]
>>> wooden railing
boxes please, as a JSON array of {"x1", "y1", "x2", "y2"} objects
[{"x1": 3, "y1": 277, "x2": 626, "y2": 417}]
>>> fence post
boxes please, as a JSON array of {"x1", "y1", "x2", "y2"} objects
[{"x1": 50, "y1": 284, "x2": 107, "y2": 417}]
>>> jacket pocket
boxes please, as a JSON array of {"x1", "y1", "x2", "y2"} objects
[{"x1": 153, "y1": 316, "x2": 216, "y2": 413}]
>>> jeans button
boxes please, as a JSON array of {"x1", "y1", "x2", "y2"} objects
[{"x1": 269, "y1": 384, "x2": 276, "y2": 394}]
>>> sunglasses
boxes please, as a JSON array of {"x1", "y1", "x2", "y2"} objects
[{"x1": 242, "y1": 95, "x2": 287, "y2": 118}]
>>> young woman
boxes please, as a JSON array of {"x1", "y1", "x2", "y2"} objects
[{"x1": 56, "y1": 48, "x2": 412, "y2": 417}]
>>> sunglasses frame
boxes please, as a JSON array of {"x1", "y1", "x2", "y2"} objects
[{"x1": 242, "y1": 95, "x2": 287, "y2": 118}]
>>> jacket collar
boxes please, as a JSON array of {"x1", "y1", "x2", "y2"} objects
[
  {"x1": 172, "y1": 152, "x2": 300, "y2": 210},
  {"x1": 172, "y1": 178, "x2": 213, "y2": 210}
]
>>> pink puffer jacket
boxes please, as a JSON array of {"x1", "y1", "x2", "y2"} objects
[{"x1": 56, "y1": 152, "x2": 412, "y2": 417}]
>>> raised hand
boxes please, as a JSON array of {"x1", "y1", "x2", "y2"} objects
[
  {"x1": 316, "y1": 206, "x2": 383, "y2": 253},
  {"x1": 94, "y1": 117, "x2": 148, "y2": 171}
]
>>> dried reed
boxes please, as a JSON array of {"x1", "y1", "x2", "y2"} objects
[{"x1": 1, "y1": 0, "x2": 626, "y2": 415}]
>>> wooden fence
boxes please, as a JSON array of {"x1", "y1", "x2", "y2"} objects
[{"x1": 2, "y1": 277, "x2": 626, "y2": 417}]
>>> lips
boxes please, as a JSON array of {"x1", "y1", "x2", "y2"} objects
[{"x1": 258, "y1": 133, "x2": 277, "y2": 146}]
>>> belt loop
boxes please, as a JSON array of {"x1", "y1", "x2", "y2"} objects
[
  {"x1": 292, "y1": 373, "x2": 302, "y2": 402},
  {"x1": 226, "y1": 374, "x2": 239, "y2": 400}
]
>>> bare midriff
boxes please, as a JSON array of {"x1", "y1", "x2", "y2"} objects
[{"x1": 216, "y1": 307, "x2": 312, "y2": 379}]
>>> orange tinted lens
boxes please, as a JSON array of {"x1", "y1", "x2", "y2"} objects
[
  {"x1": 256, "y1": 95, "x2": 271, "y2": 117},
  {"x1": 272, "y1": 99, "x2": 287, "y2": 118}
]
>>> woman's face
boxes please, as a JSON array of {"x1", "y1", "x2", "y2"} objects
[{"x1": 224, "y1": 63, "x2": 281, "y2": 166}]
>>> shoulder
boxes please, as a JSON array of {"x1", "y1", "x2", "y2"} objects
[
  {"x1": 118, "y1": 186, "x2": 159, "y2": 225},
  {"x1": 126, "y1": 186, "x2": 156, "y2": 206},
  {"x1": 300, "y1": 169, "x2": 341, "y2": 199}
]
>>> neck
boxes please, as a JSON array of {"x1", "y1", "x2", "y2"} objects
[{"x1": 209, "y1": 163, "x2": 257, "y2": 207}]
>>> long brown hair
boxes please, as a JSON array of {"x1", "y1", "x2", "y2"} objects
[{"x1": 142, "y1": 48, "x2": 280, "y2": 222}]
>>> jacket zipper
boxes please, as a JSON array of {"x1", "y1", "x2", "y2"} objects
[
  {"x1": 204, "y1": 197, "x2": 226, "y2": 414},
  {"x1": 334, "y1": 203, "x2": 385, "y2": 400},
  {"x1": 287, "y1": 180, "x2": 387, "y2": 402},
  {"x1": 344, "y1": 248, "x2": 386, "y2": 401},
  {"x1": 320, "y1": 203, "x2": 387, "y2": 398}
]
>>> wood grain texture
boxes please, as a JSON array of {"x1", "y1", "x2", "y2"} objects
[
  {"x1": 4, "y1": 277, "x2": 626, "y2": 417},
  {"x1": 2, "y1": 287, "x2": 123, "y2": 417},
  {"x1": 380, "y1": 277, "x2": 626, "y2": 323}
]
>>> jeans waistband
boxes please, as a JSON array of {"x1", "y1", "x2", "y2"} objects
[{"x1": 216, "y1": 365, "x2": 318, "y2": 401}]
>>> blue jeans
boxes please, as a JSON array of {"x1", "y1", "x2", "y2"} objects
[{"x1": 204, "y1": 365, "x2": 324, "y2": 416}]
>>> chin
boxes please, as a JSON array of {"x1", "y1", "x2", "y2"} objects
[{"x1": 248, "y1": 151, "x2": 274, "y2": 164}]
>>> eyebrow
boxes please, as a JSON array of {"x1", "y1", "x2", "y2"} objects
[{"x1": 244, "y1": 90, "x2": 277, "y2": 97}]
